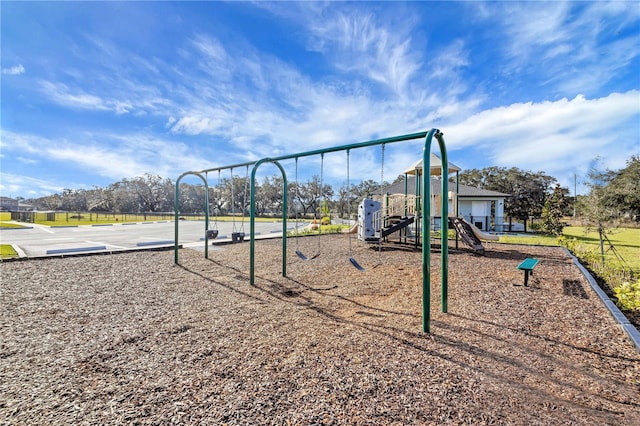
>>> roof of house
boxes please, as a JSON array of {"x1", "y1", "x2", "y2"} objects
[{"x1": 382, "y1": 177, "x2": 511, "y2": 198}]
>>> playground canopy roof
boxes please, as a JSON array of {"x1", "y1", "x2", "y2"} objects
[
  {"x1": 382, "y1": 179, "x2": 511, "y2": 198},
  {"x1": 404, "y1": 153, "x2": 461, "y2": 176}
]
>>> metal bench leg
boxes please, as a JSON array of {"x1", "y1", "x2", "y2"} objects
[{"x1": 524, "y1": 270, "x2": 530, "y2": 286}]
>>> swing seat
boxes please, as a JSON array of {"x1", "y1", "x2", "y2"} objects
[
  {"x1": 231, "y1": 232, "x2": 245, "y2": 243},
  {"x1": 349, "y1": 257, "x2": 366, "y2": 271},
  {"x1": 296, "y1": 250, "x2": 319, "y2": 261},
  {"x1": 206, "y1": 229, "x2": 219, "y2": 240}
]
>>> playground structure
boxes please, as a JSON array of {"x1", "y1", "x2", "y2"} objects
[
  {"x1": 174, "y1": 129, "x2": 449, "y2": 332},
  {"x1": 355, "y1": 159, "x2": 499, "y2": 254}
]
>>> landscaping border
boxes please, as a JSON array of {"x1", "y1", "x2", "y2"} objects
[{"x1": 563, "y1": 247, "x2": 640, "y2": 352}]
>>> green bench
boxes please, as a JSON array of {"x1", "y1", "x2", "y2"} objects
[{"x1": 517, "y1": 258, "x2": 539, "y2": 286}]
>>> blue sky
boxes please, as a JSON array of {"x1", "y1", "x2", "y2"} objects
[{"x1": 1, "y1": 1, "x2": 639, "y2": 199}]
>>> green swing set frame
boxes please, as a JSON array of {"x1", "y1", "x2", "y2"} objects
[{"x1": 174, "y1": 128, "x2": 449, "y2": 333}]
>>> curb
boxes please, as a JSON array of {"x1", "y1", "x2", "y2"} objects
[
  {"x1": 563, "y1": 248, "x2": 640, "y2": 353},
  {"x1": 11, "y1": 244, "x2": 27, "y2": 258},
  {"x1": 46, "y1": 246, "x2": 107, "y2": 255}
]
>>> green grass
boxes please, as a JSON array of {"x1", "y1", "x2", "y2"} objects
[
  {"x1": 289, "y1": 224, "x2": 350, "y2": 236},
  {"x1": 0, "y1": 222, "x2": 30, "y2": 229},
  {"x1": 495, "y1": 234, "x2": 559, "y2": 246},
  {"x1": 0, "y1": 244, "x2": 18, "y2": 259},
  {"x1": 3, "y1": 212, "x2": 282, "y2": 226},
  {"x1": 559, "y1": 226, "x2": 639, "y2": 312},
  {"x1": 490, "y1": 226, "x2": 639, "y2": 271},
  {"x1": 562, "y1": 226, "x2": 640, "y2": 272},
  {"x1": 41, "y1": 212, "x2": 174, "y2": 226}
]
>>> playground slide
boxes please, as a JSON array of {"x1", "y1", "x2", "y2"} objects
[
  {"x1": 466, "y1": 220, "x2": 500, "y2": 242},
  {"x1": 450, "y1": 218, "x2": 485, "y2": 254},
  {"x1": 342, "y1": 223, "x2": 358, "y2": 234}
]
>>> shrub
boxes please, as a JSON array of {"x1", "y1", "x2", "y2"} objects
[
  {"x1": 614, "y1": 280, "x2": 640, "y2": 311},
  {"x1": 321, "y1": 216, "x2": 331, "y2": 226}
]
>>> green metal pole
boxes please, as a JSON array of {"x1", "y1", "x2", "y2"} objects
[
  {"x1": 174, "y1": 171, "x2": 209, "y2": 264},
  {"x1": 436, "y1": 132, "x2": 449, "y2": 314},
  {"x1": 421, "y1": 129, "x2": 449, "y2": 333},
  {"x1": 250, "y1": 159, "x2": 288, "y2": 285},
  {"x1": 203, "y1": 175, "x2": 210, "y2": 260},
  {"x1": 422, "y1": 133, "x2": 433, "y2": 333},
  {"x1": 456, "y1": 170, "x2": 459, "y2": 250},
  {"x1": 415, "y1": 170, "x2": 421, "y2": 250}
]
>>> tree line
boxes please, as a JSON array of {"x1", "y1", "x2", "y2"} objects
[
  {"x1": 22, "y1": 173, "x2": 388, "y2": 219},
  {"x1": 19, "y1": 156, "x2": 638, "y2": 229}
]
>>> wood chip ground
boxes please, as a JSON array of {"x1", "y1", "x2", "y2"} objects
[{"x1": 2, "y1": 236, "x2": 639, "y2": 425}]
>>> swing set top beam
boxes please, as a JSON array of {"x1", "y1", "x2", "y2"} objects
[{"x1": 177, "y1": 131, "x2": 430, "y2": 177}]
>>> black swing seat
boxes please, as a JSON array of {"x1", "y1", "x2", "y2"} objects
[
  {"x1": 231, "y1": 232, "x2": 245, "y2": 243},
  {"x1": 349, "y1": 257, "x2": 366, "y2": 271},
  {"x1": 206, "y1": 229, "x2": 219, "y2": 239},
  {"x1": 296, "y1": 250, "x2": 319, "y2": 261}
]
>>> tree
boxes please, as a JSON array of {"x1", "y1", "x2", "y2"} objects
[
  {"x1": 541, "y1": 184, "x2": 568, "y2": 235},
  {"x1": 34, "y1": 193, "x2": 63, "y2": 210},
  {"x1": 86, "y1": 186, "x2": 115, "y2": 212},
  {"x1": 175, "y1": 181, "x2": 207, "y2": 214},
  {"x1": 290, "y1": 176, "x2": 333, "y2": 218},
  {"x1": 60, "y1": 189, "x2": 87, "y2": 211},
  {"x1": 256, "y1": 176, "x2": 284, "y2": 216},
  {"x1": 580, "y1": 159, "x2": 619, "y2": 265},
  {"x1": 602, "y1": 155, "x2": 640, "y2": 221},
  {"x1": 353, "y1": 179, "x2": 381, "y2": 199}
]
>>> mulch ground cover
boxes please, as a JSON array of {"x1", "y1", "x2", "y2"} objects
[{"x1": 1, "y1": 235, "x2": 639, "y2": 425}]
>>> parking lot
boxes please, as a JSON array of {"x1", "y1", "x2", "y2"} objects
[{"x1": 0, "y1": 220, "x2": 298, "y2": 258}]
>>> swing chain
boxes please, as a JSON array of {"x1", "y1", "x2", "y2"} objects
[{"x1": 239, "y1": 165, "x2": 249, "y2": 233}]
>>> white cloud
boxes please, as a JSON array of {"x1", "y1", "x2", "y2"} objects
[
  {"x1": 163, "y1": 31, "x2": 477, "y2": 165},
  {"x1": 38, "y1": 79, "x2": 170, "y2": 116},
  {"x1": 39, "y1": 80, "x2": 111, "y2": 112},
  {"x1": 2, "y1": 64, "x2": 25, "y2": 75},
  {"x1": 305, "y1": 7, "x2": 422, "y2": 97},
  {"x1": 0, "y1": 130, "x2": 218, "y2": 185},
  {"x1": 443, "y1": 90, "x2": 640, "y2": 178},
  {"x1": 484, "y1": 2, "x2": 640, "y2": 95},
  {"x1": 0, "y1": 173, "x2": 64, "y2": 197}
]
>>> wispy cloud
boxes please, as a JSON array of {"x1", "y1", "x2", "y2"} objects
[
  {"x1": 39, "y1": 81, "x2": 116, "y2": 112},
  {"x1": 484, "y1": 1, "x2": 640, "y2": 96},
  {"x1": 305, "y1": 7, "x2": 423, "y2": 97},
  {"x1": 2, "y1": 64, "x2": 25, "y2": 75},
  {"x1": 0, "y1": 173, "x2": 64, "y2": 197},
  {"x1": 1, "y1": 130, "x2": 217, "y2": 186},
  {"x1": 444, "y1": 90, "x2": 640, "y2": 180}
]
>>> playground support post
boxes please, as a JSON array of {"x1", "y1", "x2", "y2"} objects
[
  {"x1": 174, "y1": 171, "x2": 210, "y2": 264},
  {"x1": 249, "y1": 159, "x2": 288, "y2": 285},
  {"x1": 421, "y1": 129, "x2": 449, "y2": 333}
]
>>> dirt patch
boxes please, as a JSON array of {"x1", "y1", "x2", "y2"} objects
[{"x1": 1, "y1": 236, "x2": 639, "y2": 425}]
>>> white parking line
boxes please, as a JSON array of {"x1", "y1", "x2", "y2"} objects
[
  {"x1": 33, "y1": 225, "x2": 55, "y2": 234},
  {"x1": 85, "y1": 240, "x2": 127, "y2": 249}
]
